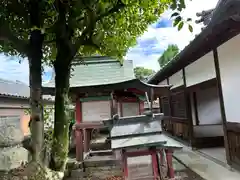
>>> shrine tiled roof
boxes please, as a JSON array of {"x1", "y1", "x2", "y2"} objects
[{"x1": 43, "y1": 56, "x2": 135, "y2": 88}]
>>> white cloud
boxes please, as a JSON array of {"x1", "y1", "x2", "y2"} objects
[
  {"x1": 128, "y1": 0, "x2": 219, "y2": 70},
  {"x1": 0, "y1": 0, "x2": 219, "y2": 83},
  {"x1": 0, "y1": 54, "x2": 53, "y2": 84}
]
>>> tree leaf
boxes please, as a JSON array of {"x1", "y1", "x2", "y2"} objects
[
  {"x1": 187, "y1": 18, "x2": 192, "y2": 22},
  {"x1": 178, "y1": 21, "x2": 184, "y2": 31},
  {"x1": 171, "y1": 12, "x2": 179, "y2": 18},
  {"x1": 173, "y1": 16, "x2": 182, "y2": 27},
  {"x1": 170, "y1": 0, "x2": 177, "y2": 10},
  {"x1": 188, "y1": 24, "x2": 193, "y2": 32},
  {"x1": 158, "y1": 44, "x2": 179, "y2": 67},
  {"x1": 179, "y1": 0, "x2": 186, "y2": 9}
]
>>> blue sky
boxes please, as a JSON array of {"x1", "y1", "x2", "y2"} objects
[{"x1": 0, "y1": 0, "x2": 218, "y2": 84}]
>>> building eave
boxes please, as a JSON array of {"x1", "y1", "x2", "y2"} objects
[
  {"x1": 43, "y1": 78, "x2": 171, "y2": 97},
  {"x1": 148, "y1": 0, "x2": 240, "y2": 84}
]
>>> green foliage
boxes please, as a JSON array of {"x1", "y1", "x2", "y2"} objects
[
  {"x1": 0, "y1": 0, "x2": 191, "y2": 62},
  {"x1": 158, "y1": 44, "x2": 179, "y2": 67},
  {"x1": 0, "y1": 0, "x2": 192, "y2": 172},
  {"x1": 134, "y1": 67, "x2": 155, "y2": 80},
  {"x1": 170, "y1": 0, "x2": 193, "y2": 32}
]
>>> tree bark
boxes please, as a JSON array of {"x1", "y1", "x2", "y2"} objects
[
  {"x1": 49, "y1": 0, "x2": 73, "y2": 171},
  {"x1": 28, "y1": 0, "x2": 44, "y2": 163},
  {"x1": 50, "y1": 53, "x2": 71, "y2": 172}
]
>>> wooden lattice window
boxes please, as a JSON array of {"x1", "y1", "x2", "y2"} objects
[
  {"x1": 171, "y1": 92, "x2": 186, "y2": 118},
  {"x1": 161, "y1": 96, "x2": 170, "y2": 116}
]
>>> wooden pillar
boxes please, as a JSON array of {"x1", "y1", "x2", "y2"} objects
[
  {"x1": 83, "y1": 128, "x2": 90, "y2": 153},
  {"x1": 182, "y1": 68, "x2": 194, "y2": 146},
  {"x1": 75, "y1": 98, "x2": 83, "y2": 161},
  {"x1": 139, "y1": 100, "x2": 144, "y2": 115},
  {"x1": 120, "y1": 99, "x2": 123, "y2": 117},
  {"x1": 159, "y1": 149, "x2": 164, "y2": 165},
  {"x1": 122, "y1": 150, "x2": 128, "y2": 180},
  {"x1": 150, "y1": 88, "x2": 154, "y2": 115},
  {"x1": 167, "y1": 78, "x2": 173, "y2": 135},
  {"x1": 166, "y1": 149, "x2": 174, "y2": 179},
  {"x1": 76, "y1": 129, "x2": 83, "y2": 161},
  {"x1": 151, "y1": 149, "x2": 159, "y2": 179},
  {"x1": 213, "y1": 48, "x2": 231, "y2": 164},
  {"x1": 75, "y1": 99, "x2": 82, "y2": 123}
]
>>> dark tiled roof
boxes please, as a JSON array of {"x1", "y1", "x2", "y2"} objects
[{"x1": 0, "y1": 78, "x2": 29, "y2": 98}]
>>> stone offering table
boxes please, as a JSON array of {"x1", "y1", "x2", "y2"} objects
[{"x1": 106, "y1": 114, "x2": 183, "y2": 180}]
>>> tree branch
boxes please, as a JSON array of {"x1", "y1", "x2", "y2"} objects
[
  {"x1": 6, "y1": 0, "x2": 29, "y2": 23},
  {"x1": 0, "y1": 23, "x2": 29, "y2": 55},
  {"x1": 96, "y1": 0, "x2": 126, "y2": 21},
  {"x1": 73, "y1": 0, "x2": 126, "y2": 56}
]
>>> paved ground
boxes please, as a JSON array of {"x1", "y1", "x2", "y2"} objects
[{"x1": 174, "y1": 145, "x2": 240, "y2": 180}]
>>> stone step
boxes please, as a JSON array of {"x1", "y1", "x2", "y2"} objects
[
  {"x1": 85, "y1": 167, "x2": 122, "y2": 174},
  {"x1": 84, "y1": 155, "x2": 119, "y2": 167},
  {"x1": 89, "y1": 149, "x2": 113, "y2": 156}
]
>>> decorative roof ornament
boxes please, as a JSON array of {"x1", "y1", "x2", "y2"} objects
[
  {"x1": 196, "y1": 9, "x2": 214, "y2": 27},
  {"x1": 195, "y1": 0, "x2": 228, "y2": 31}
]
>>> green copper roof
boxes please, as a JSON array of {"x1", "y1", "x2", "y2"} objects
[{"x1": 44, "y1": 56, "x2": 135, "y2": 88}]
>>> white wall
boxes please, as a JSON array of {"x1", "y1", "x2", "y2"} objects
[
  {"x1": 196, "y1": 86, "x2": 222, "y2": 125},
  {"x1": 82, "y1": 101, "x2": 111, "y2": 122},
  {"x1": 122, "y1": 102, "x2": 139, "y2": 117},
  {"x1": 169, "y1": 70, "x2": 183, "y2": 89},
  {"x1": 158, "y1": 79, "x2": 168, "y2": 85},
  {"x1": 194, "y1": 125, "x2": 224, "y2": 137},
  {"x1": 217, "y1": 34, "x2": 240, "y2": 123},
  {"x1": 185, "y1": 51, "x2": 216, "y2": 87}
]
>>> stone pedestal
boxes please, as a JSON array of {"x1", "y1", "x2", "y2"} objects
[{"x1": 0, "y1": 116, "x2": 28, "y2": 171}]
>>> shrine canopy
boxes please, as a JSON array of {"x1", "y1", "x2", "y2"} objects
[
  {"x1": 107, "y1": 114, "x2": 182, "y2": 150},
  {"x1": 42, "y1": 56, "x2": 170, "y2": 97}
]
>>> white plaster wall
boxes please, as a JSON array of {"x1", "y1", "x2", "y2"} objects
[
  {"x1": 196, "y1": 86, "x2": 222, "y2": 125},
  {"x1": 82, "y1": 101, "x2": 111, "y2": 122},
  {"x1": 122, "y1": 102, "x2": 139, "y2": 117},
  {"x1": 158, "y1": 79, "x2": 168, "y2": 85},
  {"x1": 169, "y1": 70, "x2": 183, "y2": 89},
  {"x1": 194, "y1": 125, "x2": 224, "y2": 137},
  {"x1": 185, "y1": 51, "x2": 216, "y2": 87},
  {"x1": 217, "y1": 34, "x2": 240, "y2": 123}
]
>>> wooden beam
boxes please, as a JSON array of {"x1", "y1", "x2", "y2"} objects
[
  {"x1": 193, "y1": 92, "x2": 200, "y2": 125},
  {"x1": 213, "y1": 48, "x2": 231, "y2": 164},
  {"x1": 74, "y1": 122, "x2": 105, "y2": 129},
  {"x1": 75, "y1": 99, "x2": 82, "y2": 123},
  {"x1": 182, "y1": 68, "x2": 194, "y2": 146},
  {"x1": 125, "y1": 150, "x2": 151, "y2": 157}
]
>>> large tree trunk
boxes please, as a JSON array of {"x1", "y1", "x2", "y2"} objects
[
  {"x1": 28, "y1": 0, "x2": 44, "y2": 163},
  {"x1": 50, "y1": 54, "x2": 71, "y2": 172},
  {"x1": 49, "y1": 0, "x2": 73, "y2": 171}
]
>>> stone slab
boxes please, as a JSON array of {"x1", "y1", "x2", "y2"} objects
[
  {"x1": 0, "y1": 146, "x2": 28, "y2": 171},
  {"x1": 0, "y1": 116, "x2": 24, "y2": 146}
]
